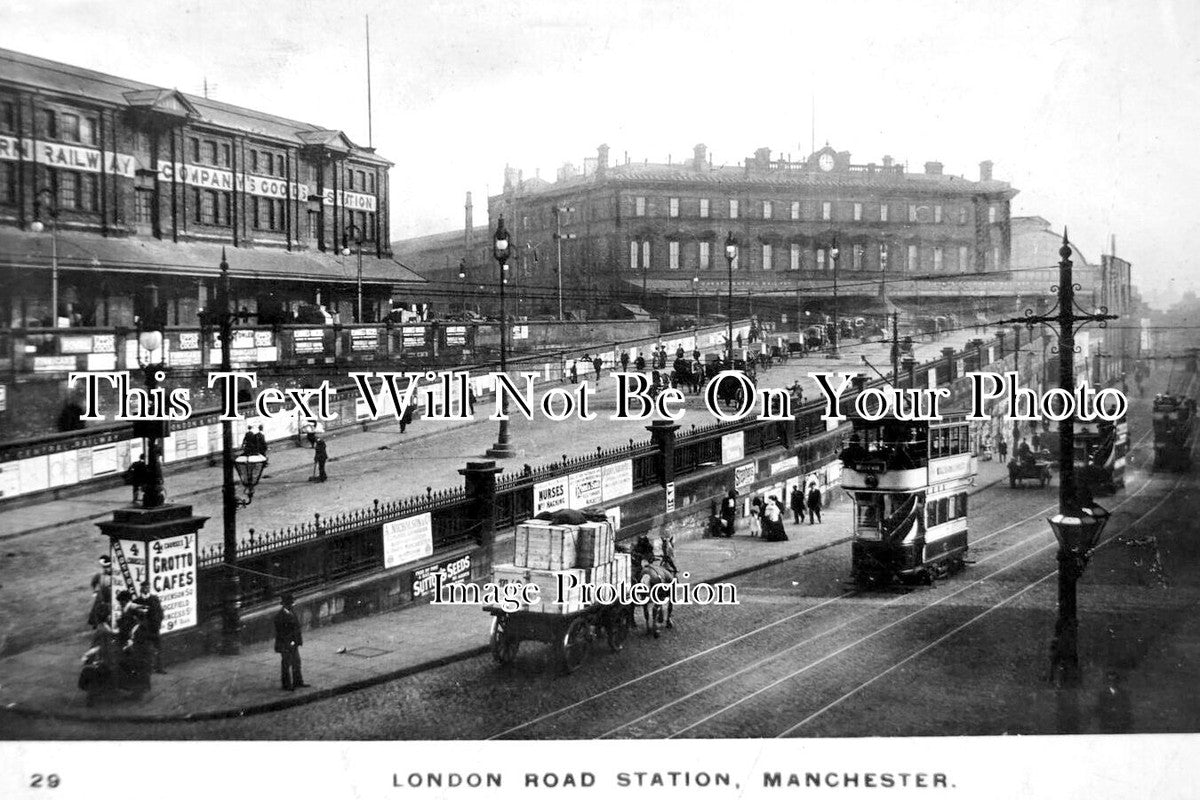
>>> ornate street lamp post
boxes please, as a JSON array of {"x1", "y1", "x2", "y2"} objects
[
  {"x1": 829, "y1": 235, "x2": 841, "y2": 358},
  {"x1": 134, "y1": 287, "x2": 167, "y2": 509},
  {"x1": 30, "y1": 187, "x2": 60, "y2": 328},
  {"x1": 202, "y1": 250, "x2": 267, "y2": 654},
  {"x1": 487, "y1": 217, "x2": 517, "y2": 458},
  {"x1": 458, "y1": 259, "x2": 467, "y2": 316},
  {"x1": 1002, "y1": 231, "x2": 1117, "y2": 690},
  {"x1": 725, "y1": 232, "x2": 738, "y2": 363},
  {"x1": 341, "y1": 224, "x2": 365, "y2": 322},
  {"x1": 693, "y1": 275, "x2": 700, "y2": 322}
]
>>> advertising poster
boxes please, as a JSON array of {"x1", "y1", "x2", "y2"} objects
[
  {"x1": 533, "y1": 475, "x2": 568, "y2": 515},
  {"x1": 148, "y1": 533, "x2": 198, "y2": 631},
  {"x1": 382, "y1": 512, "x2": 434, "y2": 569},
  {"x1": 567, "y1": 466, "x2": 603, "y2": 508}
]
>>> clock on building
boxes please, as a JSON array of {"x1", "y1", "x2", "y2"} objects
[{"x1": 818, "y1": 153, "x2": 835, "y2": 172}]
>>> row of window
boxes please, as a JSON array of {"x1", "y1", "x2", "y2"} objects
[
  {"x1": 16, "y1": 105, "x2": 101, "y2": 146},
  {"x1": 627, "y1": 240, "x2": 1000, "y2": 272},
  {"x1": 927, "y1": 493, "x2": 968, "y2": 528},
  {"x1": 636, "y1": 196, "x2": 1003, "y2": 225},
  {"x1": 186, "y1": 137, "x2": 376, "y2": 193}
]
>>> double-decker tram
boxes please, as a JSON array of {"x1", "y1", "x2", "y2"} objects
[
  {"x1": 1075, "y1": 414, "x2": 1128, "y2": 495},
  {"x1": 1152, "y1": 394, "x2": 1195, "y2": 472},
  {"x1": 840, "y1": 414, "x2": 977, "y2": 585}
]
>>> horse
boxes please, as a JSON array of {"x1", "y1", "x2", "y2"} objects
[{"x1": 629, "y1": 534, "x2": 677, "y2": 637}]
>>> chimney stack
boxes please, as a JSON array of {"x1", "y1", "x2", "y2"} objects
[
  {"x1": 924, "y1": 161, "x2": 943, "y2": 175},
  {"x1": 979, "y1": 160, "x2": 993, "y2": 181},
  {"x1": 882, "y1": 155, "x2": 894, "y2": 168},
  {"x1": 597, "y1": 143, "x2": 610, "y2": 178},
  {"x1": 693, "y1": 143, "x2": 707, "y2": 172},
  {"x1": 754, "y1": 147, "x2": 771, "y2": 168}
]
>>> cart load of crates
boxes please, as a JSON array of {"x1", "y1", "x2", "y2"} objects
[{"x1": 488, "y1": 517, "x2": 633, "y2": 673}]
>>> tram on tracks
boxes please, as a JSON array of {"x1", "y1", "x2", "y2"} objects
[
  {"x1": 1152, "y1": 393, "x2": 1195, "y2": 471},
  {"x1": 840, "y1": 413, "x2": 977, "y2": 585},
  {"x1": 1075, "y1": 415, "x2": 1128, "y2": 495}
]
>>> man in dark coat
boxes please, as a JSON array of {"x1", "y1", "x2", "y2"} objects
[
  {"x1": 137, "y1": 582, "x2": 166, "y2": 674},
  {"x1": 720, "y1": 488, "x2": 738, "y2": 537},
  {"x1": 592, "y1": 355, "x2": 603, "y2": 381},
  {"x1": 254, "y1": 425, "x2": 269, "y2": 458},
  {"x1": 789, "y1": 486, "x2": 806, "y2": 525},
  {"x1": 619, "y1": 351, "x2": 630, "y2": 371},
  {"x1": 124, "y1": 455, "x2": 148, "y2": 504},
  {"x1": 240, "y1": 428, "x2": 258, "y2": 456},
  {"x1": 273, "y1": 593, "x2": 307, "y2": 690},
  {"x1": 314, "y1": 438, "x2": 328, "y2": 482},
  {"x1": 806, "y1": 483, "x2": 823, "y2": 524}
]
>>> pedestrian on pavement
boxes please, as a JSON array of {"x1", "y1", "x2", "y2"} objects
[
  {"x1": 273, "y1": 592, "x2": 308, "y2": 691},
  {"x1": 137, "y1": 582, "x2": 166, "y2": 674},
  {"x1": 314, "y1": 438, "x2": 328, "y2": 482},
  {"x1": 720, "y1": 488, "x2": 738, "y2": 537},
  {"x1": 592, "y1": 355, "x2": 603, "y2": 381},
  {"x1": 998, "y1": 437, "x2": 1008, "y2": 462},
  {"x1": 124, "y1": 454, "x2": 148, "y2": 504},
  {"x1": 619, "y1": 351, "x2": 630, "y2": 371},
  {"x1": 693, "y1": 347, "x2": 701, "y2": 362},
  {"x1": 790, "y1": 486, "x2": 806, "y2": 525},
  {"x1": 399, "y1": 404, "x2": 414, "y2": 434},
  {"x1": 88, "y1": 555, "x2": 113, "y2": 628},
  {"x1": 748, "y1": 497, "x2": 763, "y2": 537},
  {"x1": 736, "y1": 332, "x2": 743, "y2": 350},
  {"x1": 570, "y1": 360, "x2": 579, "y2": 384},
  {"x1": 676, "y1": 345, "x2": 685, "y2": 361},
  {"x1": 255, "y1": 425, "x2": 269, "y2": 458},
  {"x1": 635, "y1": 355, "x2": 646, "y2": 371},
  {"x1": 806, "y1": 483, "x2": 823, "y2": 524},
  {"x1": 468, "y1": 384, "x2": 477, "y2": 415},
  {"x1": 763, "y1": 496, "x2": 788, "y2": 541},
  {"x1": 120, "y1": 605, "x2": 153, "y2": 698},
  {"x1": 241, "y1": 427, "x2": 257, "y2": 456}
]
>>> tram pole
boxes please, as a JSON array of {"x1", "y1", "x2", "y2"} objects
[{"x1": 999, "y1": 231, "x2": 1117, "y2": 701}]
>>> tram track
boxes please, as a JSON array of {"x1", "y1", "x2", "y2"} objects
[
  {"x1": 491, "y1": 429, "x2": 1164, "y2": 740},
  {"x1": 644, "y1": 474, "x2": 1165, "y2": 739},
  {"x1": 486, "y1": 496, "x2": 1062, "y2": 740},
  {"x1": 489, "y1": 418, "x2": 1160, "y2": 740}
]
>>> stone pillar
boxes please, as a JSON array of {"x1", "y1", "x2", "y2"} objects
[
  {"x1": 459, "y1": 460, "x2": 503, "y2": 577},
  {"x1": 942, "y1": 347, "x2": 957, "y2": 381},
  {"x1": 996, "y1": 331, "x2": 1006, "y2": 363},
  {"x1": 646, "y1": 419, "x2": 680, "y2": 488}
]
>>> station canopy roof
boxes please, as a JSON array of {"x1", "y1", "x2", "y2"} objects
[{"x1": 0, "y1": 228, "x2": 426, "y2": 288}]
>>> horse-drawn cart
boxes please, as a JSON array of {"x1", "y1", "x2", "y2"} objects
[{"x1": 486, "y1": 602, "x2": 629, "y2": 674}]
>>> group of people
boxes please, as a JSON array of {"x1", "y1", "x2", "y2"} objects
[
  {"x1": 718, "y1": 482, "x2": 824, "y2": 542},
  {"x1": 80, "y1": 555, "x2": 165, "y2": 705},
  {"x1": 240, "y1": 424, "x2": 270, "y2": 458}
]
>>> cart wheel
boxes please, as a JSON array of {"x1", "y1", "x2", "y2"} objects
[
  {"x1": 490, "y1": 616, "x2": 519, "y2": 665},
  {"x1": 605, "y1": 612, "x2": 629, "y2": 653},
  {"x1": 560, "y1": 617, "x2": 591, "y2": 674}
]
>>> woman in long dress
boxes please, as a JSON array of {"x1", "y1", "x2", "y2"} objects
[{"x1": 763, "y1": 496, "x2": 788, "y2": 541}]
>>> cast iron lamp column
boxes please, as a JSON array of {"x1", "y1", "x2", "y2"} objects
[
  {"x1": 828, "y1": 235, "x2": 840, "y2": 358},
  {"x1": 1001, "y1": 232, "x2": 1117, "y2": 689},
  {"x1": 458, "y1": 259, "x2": 467, "y2": 316},
  {"x1": 341, "y1": 223, "x2": 365, "y2": 322},
  {"x1": 724, "y1": 232, "x2": 738, "y2": 364},
  {"x1": 207, "y1": 250, "x2": 266, "y2": 654},
  {"x1": 134, "y1": 292, "x2": 167, "y2": 509},
  {"x1": 487, "y1": 217, "x2": 517, "y2": 458},
  {"x1": 29, "y1": 188, "x2": 60, "y2": 328}
]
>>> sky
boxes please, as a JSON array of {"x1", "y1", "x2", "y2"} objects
[{"x1": 2, "y1": 0, "x2": 1197, "y2": 309}]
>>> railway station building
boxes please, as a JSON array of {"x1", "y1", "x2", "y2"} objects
[{"x1": 0, "y1": 47, "x2": 424, "y2": 330}]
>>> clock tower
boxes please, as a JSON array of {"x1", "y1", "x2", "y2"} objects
[{"x1": 808, "y1": 144, "x2": 842, "y2": 172}]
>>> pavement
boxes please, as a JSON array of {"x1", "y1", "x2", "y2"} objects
[{"x1": 0, "y1": 457, "x2": 1007, "y2": 724}]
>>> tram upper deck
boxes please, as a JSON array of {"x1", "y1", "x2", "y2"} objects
[{"x1": 840, "y1": 414, "x2": 976, "y2": 491}]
